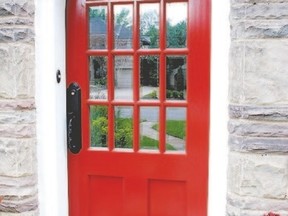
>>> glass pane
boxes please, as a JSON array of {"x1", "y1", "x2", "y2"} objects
[
  {"x1": 89, "y1": 6, "x2": 107, "y2": 49},
  {"x1": 114, "y1": 5, "x2": 133, "y2": 49},
  {"x1": 114, "y1": 106, "x2": 133, "y2": 149},
  {"x1": 140, "y1": 107, "x2": 159, "y2": 150},
  {"x1": 90, "y1": 106, "x2": 108, "y2": 148},
  {"x1": 166, "y1": 107, "x2": 186, "y2": 152},
  {"x1": 166, "y1": 56, "x2": 186, "y2": 101},
  {"x1": 140, "y1": 56, "x2": 159, "y2": 100},
  {"x1": 114, "y1": 56, "x2": 133, "y2": 100},
  {"x1": 89, "y1": 56, "x2": 107, "y2": 99},
  {"x1": 166, "y1": 2, "x2": 187, "y2": 48},
  {"x1": 140, "y1": 3, "x2": 159, "y2": 49}
]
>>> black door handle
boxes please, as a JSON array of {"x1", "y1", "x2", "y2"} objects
[{"x1": 67, "y1": 82, "x2": 82, "y2": 154}]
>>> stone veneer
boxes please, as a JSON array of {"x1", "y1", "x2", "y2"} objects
[
  {"x1": 0, "y1": 0, "x2": 38, "y2": 215},
  {"x1": 228, "y1": 0, "x2": 288, "y2": 215}
]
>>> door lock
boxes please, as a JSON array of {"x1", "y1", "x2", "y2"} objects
[{"x1": 67, "y1": 82, "x2": 82, "y2": 154}]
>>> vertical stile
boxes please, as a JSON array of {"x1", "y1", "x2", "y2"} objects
[
  {"x1": 186, "y1": 0, "x2": 191, "y2": 155},
  {"x1": 133, "y1": 1, "x2": 140, "y2": 152},
  {"x1": 107, "y1": 2, "x2": 114, "y2": 151},
  {"x1": 186, "y1": 0, "x2": 193, "y2": 155},
  {"x1": 84, "y1": 3, "x2": 90, "y2": 151},
  {"x1": 158, "y1": 0, "x2": 166, "y2": 154}
]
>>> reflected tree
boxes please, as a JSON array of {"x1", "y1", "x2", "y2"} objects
[
  {"x1": 115, "y1": 8, "x2": 131, "y2": 27},
  {"x1": 89, "y1": 8, "x2": 106, "y2": 20},
  {"x1": 167, "y1": 21, "x2": 187, "y2": 48}
]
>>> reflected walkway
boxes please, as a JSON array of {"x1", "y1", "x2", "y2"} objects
[{"x1": 141, "y1": 121, "x2": 185, "y2": 150}]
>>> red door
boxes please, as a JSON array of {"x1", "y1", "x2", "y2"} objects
[{"x1": 67, "y1": 0, "x2": 210, "y2": 215}]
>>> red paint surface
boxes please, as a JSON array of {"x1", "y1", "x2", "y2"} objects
[{"x1": 67, "y1": 0, "x2": 210, "y2": 215}]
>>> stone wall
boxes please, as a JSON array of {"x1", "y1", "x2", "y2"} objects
[
  {"x1": 0, "y1": 0, "x2": 38, "y2": 215},
  {"x1": 228, "y1": 0, "x2": 288, "y2": 215}
]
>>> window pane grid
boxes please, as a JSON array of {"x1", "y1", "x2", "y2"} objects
[{"x1": 88, "y1": 0, "x2": 189, "y2": 153}]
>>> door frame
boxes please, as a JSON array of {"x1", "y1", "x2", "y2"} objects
[
  {"x1": 35, "y1": 0, "x2": 229, "y2": 215},
  {"x1": 35, "y1": 1, "x2": 68, "y2": 215}
]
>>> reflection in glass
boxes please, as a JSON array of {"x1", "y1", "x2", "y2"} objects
[
  {"x1": 166, "y1": 107, "x2": 186, "y2": 152},
  {"x1": 140, "y1": 107, "x2": 159, "y2": 150},
  {"x1": 114, "y1": 5, "x2": 133, "y2": 49},
  {"x1": 114, "y1": 56, "x2": 133, "y2": 100},
  {"x1": 166, "y1": 2, "x2": 187, "y2": 48},
  {"x1": 89, "y1": 6, "x2": 107, "y2": 49},
  {"x1": 140, "y1": 56, "x2": 159, "y2": 100},
  {"x1": 166, "y1": 56, "x2": 187, "y2": 100},
  {"x1": 89, "y1": 56, "x2": 107, "y2": 99},
  {"x1": 114, "y1": 106, "x2": 133, "y2": 149},
  {"x1": 90, "y1": 106, "x2": 108, "y2": 147},
  {"x1": 140, "y1": 3, "x2": 159, "y2": 49}
]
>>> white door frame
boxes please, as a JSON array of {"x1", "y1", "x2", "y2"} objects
[
  {"x1": 35, "y1": 0, "x2": 68, "y2": 215},
  {"x1": 35, "y1": 0, "x2": 229, "y2": 215}
]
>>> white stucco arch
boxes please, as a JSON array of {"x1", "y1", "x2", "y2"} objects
[{"x1": 35, "y1": 0, "x2": 229, "y2": 215}]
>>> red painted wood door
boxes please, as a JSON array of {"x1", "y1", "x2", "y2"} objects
[{"x1": 67, "y1": 0, "x2": 210, "y2": 215}]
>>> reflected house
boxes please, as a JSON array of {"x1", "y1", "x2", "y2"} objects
[
  {"x1": 89, "y1": 17, "x2": 186, "y2": 91},
  {"x1": 90, "y1": 17, "x2": 107, "y2": 49},
  {"x1": 90, "y1": 17, "x2": 135, "y2": 89},
  {"x1": 167, "y1": 57, "x2": 186, "y2": 91},
  {"x1": 114, "y1": 25, "x2": 133, "y2": 49},
  {"x1": 169, "y1": 64, "x2": 186, "y2": 90},
  {"x1": 90, "y1": 17, "x2": 153, "y2": 89}
]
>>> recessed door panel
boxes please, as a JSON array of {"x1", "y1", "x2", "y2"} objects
[
  {"x1": 149, "y1": 180, "x2": 187, "y2": 216},
  {"x1": 89, "y1": 176, "x2": 123, "y2": 216}
]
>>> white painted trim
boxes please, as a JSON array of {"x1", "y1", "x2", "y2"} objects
[
  {"x1": 209, "y1": 1, "x2": 229, "y2": 215},
  {"x1": 35, "y1": 0, "x2": 229, "y2": 215},
  {"x1": 35, "y1": 0, "x2": 68, "y2": 216}
]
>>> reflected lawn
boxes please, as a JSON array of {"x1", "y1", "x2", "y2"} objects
[
  {"x1": 141, "y1": 136, "x2": 176, "y2": 150},
  {"x1": 152, "y1": 120, "x2": 185, "y2": 139}
]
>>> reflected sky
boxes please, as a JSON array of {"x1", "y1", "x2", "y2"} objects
[{"x1": 167, "y1": 3, "x2": 187, "y2": 25}]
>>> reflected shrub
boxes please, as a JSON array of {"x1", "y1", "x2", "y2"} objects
[
  {"x1": 90, "y1": 106, "x2": 133, "y2": 148},
  {"x1": 166, "y1": 90, "x2": 184, "y2": 100}
]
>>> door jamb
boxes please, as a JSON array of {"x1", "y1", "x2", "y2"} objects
[{"x1": 35, "y1": 0, "x2": 68, "y2": 215}]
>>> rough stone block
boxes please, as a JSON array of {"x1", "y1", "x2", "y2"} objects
[
  {"x1": 229, "y1": 105, "x2": 288, "y2": 121},
  {"x1": 12, "y1": 44, "x2": 35, "y2": 98},
  {"x1": 228, "y1": 152, "x2": 288, "y2": 199},
  {"x1": 244, "y1": 40, "x2": 288, "y2": 73},
  {"x1": 229, "y1": 135, "x2": 288, "y2": 152},
  {"x1": 0, "y1": 17, "x2": 33, "y2": 26},
  {"x1": 0, "y1": 44, "x2": 15, "y2": 98},
  {"x1": 0, "y1": 124, "x2": 35, "y2": 138},
  {"x1": 0, "y1": 138, "x2": 36, "y2": 177},
  {"x1": 227, "y1": 193, "x2": 288, "y2": 215},
  {"x1": 0, "y1": 44, "x2": 35, "y2": 99},
  {"x1": 0, "y1": 210, "x2": 38, "y2": 216},
  {"x1": 229, "y1": 40, "x2": 288, "y2": 105},
  {"x1": 0, "y1": 175, "x2": 37, "y2": 196},
  {"x1": 229, "y1": 119, "x2": 288, "y2": 138},
  {"x1": 0, "y1": 28, "x2": 34, "y2": 42},
  {"x1": 0, "y1": 99, "x2": 35, "y2": 110},
  {"x1": 231, "y1": 20, "x2": 288, "y2": 39},
  {"x1": 0, "y1": 110, "x2": 35, "y2": 124},
  {"x1": 232, "y1": 0, "x2": 288, "y2": 3},
  {"x1": 0, "y1": 194, "x2": 38, "y2": 213},
  {"x1": 229, "y1": 42, "x2": 245, "y2": 104},
  {"x1": 231, "y1": 3, "x2": 288, "y2": 20},
  {"x1": 0, "y1": 0, "x2": 34, "y2": 17},
  {"x1": 227, "y1": 203, "x2": 288, "y2": 216}
]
